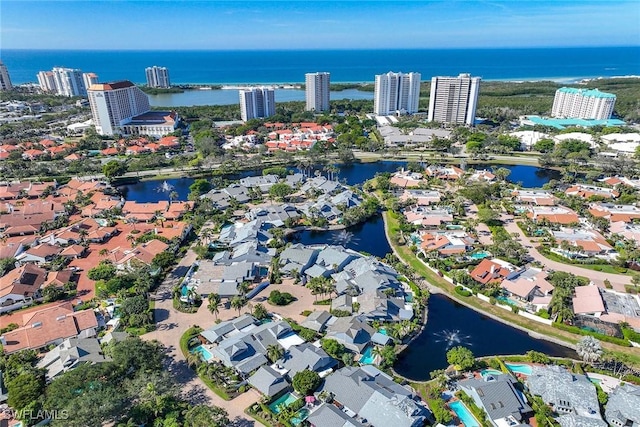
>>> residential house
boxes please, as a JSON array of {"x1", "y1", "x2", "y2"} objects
[
  {"x1": 425, "y1": 165, "x2": 464, "y2": 180},
  {"x1": 500, "y1": 268, "x2": 554, "y2": 303},
  {"x1": 572, "y1": 285, "x2": 605, "y2": 317},
  {"x1": 239, "y1": 175, "x2": 279, "y2": 193},
  {"x1": 459, "y1": 375, "x2": 533, "y2": 427},
  {"x1": 36, "y1": 337, "x2": 108, "y2": 381},
  {"x1": 512, "y1": 189, "x2": 556, "y2": 206},
  {"x1": 525, "y1": 206, "x2": 580, "y2": 225},
  {"x1": 324, "y1": 316, "x2": 375, "y2": 353},
  {"x1": 566, "y1": 184, "x2": 619, "y2": 199},
  {"x1": 419, "y1": 230, "x2": 474, "y2": 256},
  {"x1": 404, "y1": 207, "x2": 454, "y2": 228},
  {"x1": 15, "y1": 243, "x2": 62, "y2": 265},
  {"x1": 305, "y1": 246, "x2": 356, "y2": 279},
  {"x1": 300, "y1": 311, "x2": 335, "y2": 333},
  {"x1": 281, "y1": 342, "x2": 337, "y2": 377},
  {"x1": 113, "y1": 239, "x2": 168, "y2": 270},
  {"x1": 279, "y1": 244, "x2": 319, "y2": 276},
  {"x1": 589, "y1": 203, "x2": 640, "y2": 223},
  {"x1": 399, "y1": 189, "x2": 441, "y2": 206},
  {"x1": 469, "y1": 169, "x2": 496, "y2": 182},
  {"x1": 316, "y1": 365, "x2": 430, "y2": 427},
  {"x1": 610, "y1": 221, "x2": 640, "y2": 245},
  {"x1": 0, "y1": 264, "x2": 47, "y2": 308},
  {"x1": 121, "y1": 201, "x2": 169, "y2": 222},
  {"x1": 0, "y1": 302, "x2": 98, "y2": 354},
  {"x1": 470, "y1": 258, "x2": 517, "y2": 285},
  {"x1": 200, "y1": 314, "x2": 259, "y2": 344},
  {"x1": 248, "y1": 365, "x2": 290, "y2": 398},
  {"x1": 306, "y1": 402, "x2": 365, "y2": 427},
  {"x1": 246, "y1": 204, "x2": 300, "y2": 227},
  {"x1": 526, "y1": 365, "x2": 606, "y2": 427},
  {"x1": 390, "y1": 170, "x2": 424, "y2": 188},
  {"x1": 551, "y1": 228, "x2": 616, "y2": 259},
  {"x1": 605, "y1": 384, "x2": 640, "y2": 427},
  {"x1": 300, "y1": 177, "x2": 343, "y2": 195}
]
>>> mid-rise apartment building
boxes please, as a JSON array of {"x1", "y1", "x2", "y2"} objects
[
  {"x1": 0, "y1": 61, "x2": 13, "y2": 91},
  {"x1": 551, "y1": 87, "x2": 616, "y2": 120},
  {"x1": 305, "y1": 72, "x2": 331, "y2": 112},
  {"x1": 145, "y1": 66, "x2": 171, "y2": 88},
  {"x1": 428, "y1": 73, "x2": 481, "y2": 126},
  {"x1": 374, "y1": 72, "x2": 421, "y2": 116},
  {"x1": 239, "y1": 87, "x2": 276, "y2": 121}
]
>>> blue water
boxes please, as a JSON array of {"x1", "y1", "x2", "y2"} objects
[
  {"x1": 4, "y1": 47, "x2": 639, "y2": 84},
  {"x1": 470, "y1": 252, "x2": 489, "y2": 260},
  {"x1": 449, "y1": 400, "x2": 480, "y2": 427},
  {"x1": 480, "y1": 369, "x2": 504, "y2": 377},
  {"x1": 190, "y1": 345, "x2": 214, "y2": 362},
  {"x1": 359, "y1": 346, "x2": 376, "y2": 365},
  {"x1": 505, "y1": 363, "x2": 533, "y2": 375},
  {"x1": 291, "y1": 408, "x2": 310, "y2": 426},
  {"x1": 268, "y1": 392, "x2": 298, "y2": 414}
]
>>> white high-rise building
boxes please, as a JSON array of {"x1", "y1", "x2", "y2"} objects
[
  {"x1": 428, "y1": 73, "x2": 481, "y2": 126},
  {"x1": 145, "y1": 66, "x2": 171, "y2": 88},
  {"x1": 52, "y1": 67, "x2": 87, "y2": 97},
  {"x1": 305, "y1": 72, "x2": 330, "y2": 112},
  {"x1": 551, "y1": 87, "x2": 616, "y2": 120},
  {"x1": 0, "y1": 61, "x2": 13, "y2": 91},
  {"x1": 82, "y1": 73, "x2": 99, "y2": 91},
  {"x1": 88, "y1": 81, "x2": 151, "y2": 136},
  {"x1": 239, "y1": 87, "x2": 276, "y2": 121},
  {"x1": 37, "y1": 71, "x2": 57, "y2": 93},
  {"x1": 374, "y1": 72, "x2": 421, "y2": 116}
]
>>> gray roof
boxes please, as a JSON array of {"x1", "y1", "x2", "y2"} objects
[
  {"x1": 281, "y1": 343, "x2": 337, "y2": 377},
  {"x1": 239, "y1": 174, "x2": 279, "y2": 192},
  {"x1": 300, "y1": 310, "x2": 334, "y2": 332},
  {"x1": 557, "y1": 414, "x2": 608, "y2": 427},
  {"x1": 221, "y1": 261, "x2": 256, "y2": 283},
  {"x1": 247, "y1": 204, "x2": 300, "y2": 226},
  {"x1": 248, "y1": 365, "x2": 290, "y2": 397},
  {"x1": 526, "y1": 365, "x2": 602, "y2": 421},
  {"x1": 605, "y1": 383, "x2": 640, "y2": 427},
  {"x1": 331, "y1": 294, "x2": 353, "y2": 313},
  {"x1": 279, "y1": 244, "x2": 318, "y2": 272},
  {"x1": 306, "y1": 403, "x2": 365, "y2": 427},
  {"x1": 301, "y1": 177, "x2": 343, "y2": 195},
  {"x1": 325, "y1": 316, "x2": 375, "y2": 353},
  {"x1": 459, "y1": 375, "x2": 532, "y2": 423},
  {"x1": 285, "y1": 173, "x2": 305, "y2": 187},
  {"x1": 200, "y1": 314, "x2": 259, "y2": 343},
  {"x1": 36, "y1": 337, "x2": 108, "y2": 380}
]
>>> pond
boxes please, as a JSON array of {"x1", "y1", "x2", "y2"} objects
[{"x1": 393, "y1": 294, "x2": 576, "y2": 381}]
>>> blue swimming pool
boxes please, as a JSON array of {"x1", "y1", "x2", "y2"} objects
[
  {"x1": 291, "y1": 408, "x2": 310, "y2": 426},
  {"x1": 268, "y1": 392, "x2": 298, "y2": 414},
  {"x1": 449, "y1": 400, "x2": 480, "y2": 427},
  {"x1": 359, "y1": 346, "x2": 375, "y2": 365},
  {"x1": 480, "y1": 369, "x2": 503, "y2": 377},
  {"x1": 470, "y1": 252, "x2": 489, "y2": 260},
  {"x1": 190, "y1": 345, "x2": 214, "y2": 362},
  {"x1": 497, "y1": 296, "x2": 520, "y2": 306},
  {"x1": 505, "y1": 363, "x2": 533, "y2": 375}
]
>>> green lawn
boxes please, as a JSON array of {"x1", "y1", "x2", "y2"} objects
[{"x1": 538, "y1": 247, "x2": 630, "y2": 275}]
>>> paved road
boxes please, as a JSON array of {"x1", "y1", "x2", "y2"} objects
[
  {"x1": 504, "y1": 218, "x2": 631, "y2": 291},
  {"x1": 143, "y1": 249, "x2": 262, "y2": 426}
]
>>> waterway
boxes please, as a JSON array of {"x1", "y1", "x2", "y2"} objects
[
  {"x1": 116, "y1": 161, "x2": 561, "y2": 201},
  {"x1": 148, "y1": 88, "x2": 373, "y2": 107}
]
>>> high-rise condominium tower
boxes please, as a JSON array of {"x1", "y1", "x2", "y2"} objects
[
  {"x1": 0, "y1": 61, "x2": 13, "y2": 91},
  {"x1": 428, "y1": 73, "x2": 481, "y2": 126},
  {"x1": 374, "y1": 72, "x2": 421, "y2": 116},
  {"x1": 551, "y1": 87, "x2": 616, "y2": 120},
  {"x1": 305, "y1": 72, "x2": 331, "y2": 112},
  {"x1": 145, "y1": 66, "x2": 171, "y2": 88},
  {"x1": 239, "y1": 88, "x2": 276, "y2": 121},
  {"x1": 88, "y1": 81, "x2": 151, "y2": 136}
]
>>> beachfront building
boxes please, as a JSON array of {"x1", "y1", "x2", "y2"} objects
[
  {"x1": 145, "y1": 66, "x2": 171, "y2": 88},
  {"x1": 0, "y1": 61, "x2": 12, "y2": 91},
  {"x1": 88, "y1": 80, "x2": 177, "y2": 136},
  {"x1": 374, "y1": 71, "x2": 421, "y2": 116},
  {"x1": 82, "y1": 73, "x2": 99, "y2": 90},
  {"x1": 37, "y1": 71, "x2": 57, "y2": 93},
  {"x1": 37, "y1": 67, "x2": 88, "y2": 97},
  {"x1": 428, "y1": 73, "x2": 480, "y2": 126},
  {"x1": 239, "y1": 87, "x2": 275, "y2": 121},
  {"x1": 305, "y1": 72, "x2": 331, "y2": 112},
  {"x1": 551, "y1": 87, "x2": 616, "y2": 120}
]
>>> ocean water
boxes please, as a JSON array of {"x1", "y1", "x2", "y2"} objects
[{"x1": 3, "y1": 47, "x2": 639, "y2": 85}]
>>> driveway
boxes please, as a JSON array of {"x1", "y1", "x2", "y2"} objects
[
  {"x1": 143, "y1": 249, "x2": 262, "y2": 426},
  {"x1": 504, "y1": 219, "x2": 632, "y2": 291}
]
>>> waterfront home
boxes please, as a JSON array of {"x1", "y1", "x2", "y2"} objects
[
  {"x1": 239, "y1": 174, "x2": 279, "y2": 193},
  {"x1": 404, "y1": 207, "x2": 454, "y2": 228},
  {"x1": 459, "y1": 374, "x2": 533, "y2": 427},
  {"x1": 500, "y1": 267, "x2": 554, "y2": 304},
  {"x1": 300, "y1": 176, "x2": 343, "y2": 195},
  {"x1": 551, "y1": 228, "x2": 616, "y2": 259},
  {"x1": 588, "y1": 203, "x2": 640, "y2": 223},
  {"x1": 566, "y1": 184, "x2": 619, "y2": 199},
  {"x1": 306, "y1": 246, "x2": 356, "y2": 278},
  {"x1": 390, "y1": 170, "x2": 424, "y2": 188},
  {"x1": 324, "y1": 316, "x2": 375, "y2": 353},
  {"x1": 526, "y1": 365, "x2": 606, "y2": 427},
  {"x1": 425, "y1": 165, "x2": 464, "y2": 181},
  {"x1": 605, "y1": 383, "x2": 640, "y2": 427},
  {"x1": 200, "y1": 314, "x2": 259, "y2": 344},
  {"x1": 0, "y1": 302, "x2": 98, "y2": 354},
  {"x1": 279, "y1": 243, "x2": 319, "y2": 276},
  {"x1": 470, "y1": 258, "x2": 517, "y2": 285},
  {"x1": 246, "y1": 204, "x2": 300, "y2": 226},
  {"x1": 525, "y1": 206, "x2": 580, "y2": 225},
  {"x1": 316, "y1": 365, "x2": 430, "y2": 427},
  {"x1": 512, "y1": 189, "x2": 556, "y2": 206},
  {"x1": 306, "y1": 402, "x2": 366, "y2": 427},
  {"x1": 218, "y1": 220, "x2": 272, "y2": 247},
  {"x1": 121, "y1": 201, "x2": 169, "y2": 222},
  {"x1": 469, "y1": 169, "x2": 496, "y2": 182},
  {"x1": 36, "y1": 337, "x2": 108, "y2": 381},
  {"x1": 301, "y1": 310, "x2": 335, "y2": 332},
  {"x1": 281, "y1": 342, "x2": 337, "y2": 377},
  {"x1": 572, "y1": 285, "x2": 605, "y2": 317},
  {"x1": 419, "y1": 230, "x2": 475, "y2": 256},
  {"x1": 248, "y1": 365, "x2": 290, "y2": 398},
  {"x1": 0, "y1": 263, "x2": 47, "y2": 308},
  {"x1": 399, "y1": 189, "x2": 441, "y2": 206}
]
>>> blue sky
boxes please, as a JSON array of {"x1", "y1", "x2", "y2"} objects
[{"x1": 1, "y1": 1, "x2": 639, "y2": 50}]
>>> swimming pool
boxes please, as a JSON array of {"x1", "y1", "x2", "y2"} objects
[
  {"x1": 497, "y1": 296, "x2": 519, "y2": 306},
  {"x1": 449, "y1": 400, "x2": 480, "y2": 427},
  {"x1": 480, "y1": 369, "x2": 503, "y2": 377},
  {"x1": 268, "y1": 392, "x2": 298, "y2": 414},
  {"x1": 378, "y1": 328, "x2": 388, "y2": 335},
  {"x1": 291, "y1": 408, "x2": 310, "y2": 426},
  {"x1": 470, "y1": 252, "x2": 489, "y2": 260},
  {"x1": 505, "y1": 363, "x2": 533, "y2": 375},
  {"x1": 359, "y1": 346, "x2": 376, "y2": 365},
  {"x1": 190, "y1": 345, "x2": 214, "y2": 362}
]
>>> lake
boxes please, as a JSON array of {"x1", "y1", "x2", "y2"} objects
[
  {"x1": 394, "y1": 294, "x2": 576, "y2": 381},
  {"x1": 116, "y1": 161, "x2": 561, "y2": 202},
  {"x1": 148, "y1": 88, "x2": 373, "y2": 107}
]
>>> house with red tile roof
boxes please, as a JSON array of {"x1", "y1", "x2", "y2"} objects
[
  {"x1": 424, "y1": 165, "x2": 464, "y2": 180},
  {"x1": 419, "y1": 231, "x2": 474, "y2": 256},
  {"x1": 42, "y1": 270, "x2": 75, "y2": 289},
  {"x1": 0, "y1": 302, "x2": 98, "y2": 354},
  {"x1": 39, "y1": 139, "x2": 57, "y2": 148},
  {"x1": 469, "y1": 258, "x2": 517, "y2": 285},
  {"x1": 114, "y1": 239, "x2": 169, "y2": 270},
  {"x1": 158, "y1": 136, "x2": 181, "y2": 149},
  {"x1": 588, "y1": 203, "x2": 640, "y2": 223},
  {"x1": 16, "y1": 243, "x2": 62, "y2": 264},
  {"x1": 550, "y1": 228, "x2": 616, "y2": 259},
  {"x1": 512, "y1": 190, "x2": 557, "y2": 206},
  {"x1": 572, "y1": 285, "x2": 605, "y2": 317},
  {"x1": 22, "y1": 149, "x2": 45, "y2": 160},
  {"x1": 64, "y1": 153, "x2": 83, "y2": 161},
  {"x1": 469, "y1": 170, "x2": 496, "y2": 182},
  {"x1": 101, "y1": 147, "x2": 119, "y2": 156},
  {"x1": 122, "y1": 201, "x2": 169, "y2": 222},
  {"x1": 398, "y1": 190, "x2": 441, "y2": 206},
  {"x1": 500, "y1": 267, "x2": 554, "y2": 303},
  {"x1": 390, "y1": 170, "x2": 424, "y2": 188},
  {"x1": 125, "y1": 145, "x2": 150, "y2": 155},
  {"x1": 164, "y1": 201, "x2": 193, "y2": 220},
  {"x1": 566, "y1": 184, "x2": 619, "y2": 199},
  {"x1": 0, "y1": 264, "x2": 48, "y2": 308},
  {"x1": 404, "y1": 207, "x2": 454, "y2": 228},
  {"x1": 525, "y1": 206, "x2": 580, "y2": 225}
]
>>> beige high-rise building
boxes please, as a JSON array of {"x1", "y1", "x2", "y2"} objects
[
  {"x1": 82, "y1": 73, "x2": 99, "y2": 91},
  {"x1": 0, "y1": 61, "x2": 13, "y2": 91},
  {"x1": 428, "y1": 73, "x2": 481, "y2": 126},
  {"x1": 374, "y1": 72, "x2": 421, "y2": 116},
  {"x1": 88, "y1": 81, "x2": 151, "y2": 136},
  {"x1": 37, "y1": 71, "x2": 57, "y2": 93},
  {"x1": 305, "y1": 72, "x2": 330, "y2": 112}
]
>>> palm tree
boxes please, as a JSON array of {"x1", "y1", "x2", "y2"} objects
[
  {"x1": 99, "y1": 248, "x2": 109, "y2": 259},
  {"x1": 266, "y1": 344, "x2": 284, "y2": 363},
  {"x1": 169, "y1": 191, "x2": 179, "y2": 204},
  {"x1": 230, "y1": 296, "x2": 246, "y2": 316},
  {"x1": 576, "y1": 336, "x2": 603, "y2": 363},
  {"x1": 207, "y1": 293, "x2": 221, "y2": 320},
  {"x1": 126, "y1": 234, "x2": 136, "y2": 248}
]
